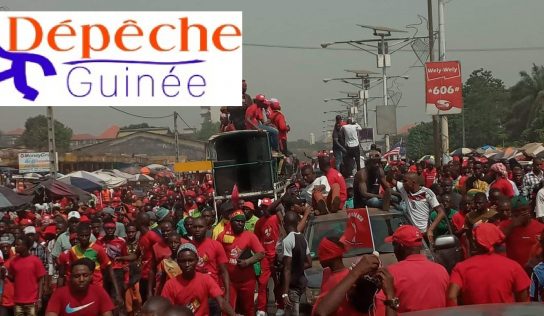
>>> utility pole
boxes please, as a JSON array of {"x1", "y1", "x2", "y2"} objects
[
  {"x1": 428, "y1": 0, "x2": 442, "y2": 166},
  {"x1": 173, "y1": 112, "x2": 180, "y2": 163},
  {"x1": 438, "y1": 0, "x2": 449, "y2": 158},
  {"x1": 46, "y1": 106, "x2": 58, "y2": 178}
]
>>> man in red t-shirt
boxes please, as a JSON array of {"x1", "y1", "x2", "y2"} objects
[
  {"x1": 319, "y1": 156, "x2": 347, "y2": 211},
  {"x1": 254, "y1": 200, "x2": 282, "y2": 315},
  {"x1": 268, "y1": 99, "x2": 291, "y2": 155},
  {"x1": 6, "y1": 236, "x2": 46, "y2": 315},
  {"x1": 135, "y1": 212, "x2": 162, "y2": 303},
  {"x1": 96, "y1": 220, "x2": 128, "y2": 301},
  {"x1": 191, "y1": 217, "x2": 230, "y2": 315},
  {"x1": 161, "y1": 243, "x2": 235, "y2": 316},
  {"x1": 422, "y1": 160, "x2": 437, "y2": 188},
  {"x1": 245, "y1": 94, "x2": 279, "y2": 151},
  {"x1": 448, "y1": 223, "x2": 530, "y2": 306},
  {"x1": 46, "y1": 258, "x2": 115, "y2": 316},
  {"x1": 500, "y1": 197, "x2": 544, "y2": 269},
  {"x1": 376, "y1": 225, "x2": 449, "y2": 313},
  {"x1": 218, "y1": 210, "x2": 265, "y2": 316}
]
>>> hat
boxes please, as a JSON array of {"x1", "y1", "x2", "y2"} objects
[
  {"x1": 185, "y1": 190, "x2": 196, "y2": 198},
  {"x1": 511, "y1": 196, "x2": 530, "y2": 210},
  {"x1": 177, "y1": 243, "x2": 198, "y2": 257},
  {"x1": 490, "y1": 163, "x2": 508, "y2": 177},
  {"x1": 80, "y1": 215, "x2": 90, "y2": 223},
  {"x1": 255, "y1": 94, "x2": 266, "y2": 102},
  {"x1": 156, "y1": 207, "x2": 170, "y2": 221},
  {"x1": 102, "y1": 207, "x2": 115, "y2": 216},
  {"x1": 43, "y1": 225, "x2": 57, "y2": 237},
  {"x1": 23, "y1": 226, "x2": 36, "y2": 235},
  {"x1": 20, "y1": 218, "x2": 33, "y2": 226},
  {"x1": 318, "y1": 237, "x2": 345, "y2": 262},
  {"x1": 0, "y1": 236, "x2": 11, "y2": 245},
  {"x1": 270, "y1": 98, "x2": 281, "y2": 111},
  {"x1": 146, "y1": 211, "x2": 157, "y2": 221},
  {"x1": 473, "y1": 223, "x2": 505, "y2": 252},
  {"x1": 68, "y1": 211, "x2": 81, "y2": 220},
  {"x1": 384, "y1": 225, "x2": 423, "y2": 247},
  {"x1": 242, "y1": 201, "x2": 255, "y2": 211},
  {"x1": 230, "y1": 210, "x2": 246, "y2": 221},
  {"x1": 260, "y1": 198, "x2": 273, "y2": 207}
]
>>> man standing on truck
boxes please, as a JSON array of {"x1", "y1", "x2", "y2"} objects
[{"x1": 245, "y1": 94, "x2": 280, "y2": 152}]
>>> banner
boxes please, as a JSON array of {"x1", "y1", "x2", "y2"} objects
[
  {"x1": 341, "y1": 207, "x2": 374, "y2": 249},
  {"x1": 18, "y1": 152, "x2": 51, "y2": 173},
  {"x1": 425, "y1": 61, "x2": 463, "y2": 115}
]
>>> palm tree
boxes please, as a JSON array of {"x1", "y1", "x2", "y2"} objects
[{"x1": 506, "y1": 64, "x2": 544, "y2": 141}]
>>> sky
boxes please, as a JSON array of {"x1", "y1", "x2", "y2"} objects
[{"x1": 0, "y1": 0, "x2": 543, "y2": 141}]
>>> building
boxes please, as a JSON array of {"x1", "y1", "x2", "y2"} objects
[
  {"x1": 309, "y1": 133, "x2": 315, "y2": 145},
  {"x1": 200, "y1": 106, "x2": 221, "y2": 123},
  {"x1": 0, "y1": 128, "x2": 24, "y2": 147}
]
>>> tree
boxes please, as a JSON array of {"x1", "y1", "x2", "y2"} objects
[
  {"x1": 448, "y1": 69, "x2": 509, "y2": 148},
  {"x1": 506, "y1": 64, "x2": 544, "y2": 142},
  {"x1": 18, "y1": 115, "x2": 73, "y2": 152},
  {"x1": 195, "y1": 121, "x2": 221, "y2": 141},
  {"x1": 406, "y1": 122, "x2": 434, "y2": 160}
]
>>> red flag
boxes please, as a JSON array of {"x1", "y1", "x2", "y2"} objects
[
  {"x1": 341, "y1": 208, "x2": 374, "y2": 249},
  {"x1": 231, "y1": 184, "x2": 239, "y2": 209}
]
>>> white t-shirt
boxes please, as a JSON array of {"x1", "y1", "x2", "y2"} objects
[
  {"x1": 302, "y1": 176, "x2": 331, "y2": 203},
  {"x1": 535, "y1": 187, "x2": 544, "y2": 218},
  {"x1": 341, "y1": 123, "x2": 362, "y2": 147},
  {"x1": 397, "y1": 182, "x2": 440, "y2": 232}
]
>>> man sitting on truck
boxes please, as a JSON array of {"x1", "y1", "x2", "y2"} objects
[
  {"x1": 245, "y1": 94, "x2": 280, "y2": 152},
  {"x1": 301, "y1": 165, "x2": 341, "y2": 215}
]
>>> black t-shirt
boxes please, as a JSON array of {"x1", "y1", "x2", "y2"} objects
[
  {"x1": 228, "y1": 93, "x2": 252, "y2": 130},
  {"x1": 282, "y1": 232, "x2": 309, "y2": 290}
]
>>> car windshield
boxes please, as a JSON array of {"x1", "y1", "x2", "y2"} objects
[{"x1": 307, "y1": 211, "x2": 411, "y2": 259}]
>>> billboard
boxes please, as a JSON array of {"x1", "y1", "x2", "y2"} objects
[
  {"x1": 376, "y1": 106, "x2": 397, "y2": 135},
  {"x1": 425, "y1": 61, "x2": 463, "y2": 115},
  {"x1": 18, "y1": 152, "x2": 51, "y2": 173}
]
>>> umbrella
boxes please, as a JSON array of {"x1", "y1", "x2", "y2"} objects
[
  {"x1": 129, "y1": 174, "x2": 154, "y2": 182},
  {"x1": 0, "y1": 187, "x2": 32, "y2": 209},
  {"x1": 417, "y1": 155, "x2": 435, "y2": 163},
  {"x1": 120, "y1": 166, "x2": 141, "y2": 175},
  {"x1": 60, "y1": 171, "x2": 106, "y2": 185},
  {"x1": 23, "y1": 173, "x2": 43, "y2": 180},
  {"x1": 58, "y1": 176, "x2": 104, "y2": 192},
  {"x1": 450, "y1": 148, "x2": 473, "y2": 156},
  {"x1": 140, "y1": 167, "x2": 151, "y2": 175},
  {"x1": 520, "y1": 143, "x2": 544, "y2": 157},
  {"x1": 476, "y1": 145, "x2": 498, "y2": 155},
  {"x1": 146, "y1": 164, "x2": 168, "y2": 171},
  {"x1": 24, "y1": 179, "x2": 91, "y2": 202},
  {"x1": 92, "y1": 171, "x2": 128, "y2": 188}
]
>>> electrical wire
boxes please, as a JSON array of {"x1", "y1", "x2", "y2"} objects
[
  {"x1": 244, "y1": 42, "x2": 544, "y2": 53},
  {"x1": 108, "y1": 106, "x2": 174, "y2": 119}
]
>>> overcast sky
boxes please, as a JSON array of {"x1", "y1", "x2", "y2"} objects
[{"x1": 0, "y1": 0, "x2": 543, "y2": 141}]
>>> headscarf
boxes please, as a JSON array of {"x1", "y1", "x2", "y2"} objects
[
  {"x1": 490, "y1": 163, "x2": 508, "y2": 178},
  {"x1": 318, "y1": 237, "x2": 345, "y2": 262},
  {"x1": 229, "y1": 210, "x2": 245, "y2": 221},
  {"x1": 473, "y1": 223, "x2": 505, "y2": 253}
]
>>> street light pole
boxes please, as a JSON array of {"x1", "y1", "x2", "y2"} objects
[
  {"x1": 174, "y1": 112, "x2": 180, "y2": 163},
  {"x1": 438, "y1": 0, "x2": 449, "y2": 157},
  {"x1": 46, "y1": 106, "x2": 58, "y2": 177}
]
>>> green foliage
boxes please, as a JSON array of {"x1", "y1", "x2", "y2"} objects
[
  {"x1": 406, "y1": 122, "x2": 434, "y2": 160},
  {"x1": 195, "y1": 121, "x2": 221, "y2": 141},
  {"x1": 18, "y1": 115, "x2": 73, "y2": 152}
]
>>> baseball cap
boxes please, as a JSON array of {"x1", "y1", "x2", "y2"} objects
[
  {"x1": 255, "y1": 94, "x2": 266, "y2": 102},
  {"x1": 0, "y1": 236, "x2": 11, "y2": 245},
  {"x1": 23, "y1": 226, "x2": 37, "y2": 235},
  {"x1": 260, "y1": 198, "x2": 273, "y2": 207},
  {"x1": 384, "y1": 225, "x2": 423, "y2": 247},
  {"x1": 19, "y1": 218, "x2": 33, "y2": 226},
  {"x1": 242, "y1": 201, "x2": 255, "y2": 211},
  {"x1": 102, "y1": 207, "x2": 115, "y2": 216},
  {"x1": 156, "y1": 207, "x2": 170, "y2": 221},
  {"x1": 68, "y1": 211, "x2": 81, "y2": 220}
]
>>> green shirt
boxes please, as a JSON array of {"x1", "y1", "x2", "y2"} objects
[
  {"x1": 244, "y1": 215, "x2": 259, "y2": 232},
  {"x1": 430, "y1": 208, "x2": 457, "y2": 236}
]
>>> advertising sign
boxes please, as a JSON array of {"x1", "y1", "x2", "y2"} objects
[
  {"x1": 0, "y1": 11, "x2": 242, "y2": 106},
  {"x1": 18, "y1": 152, "x2": 51, "y2": 173},
  {"x1": 425, "y1": 61, "x2": 463, "y2": 115}
]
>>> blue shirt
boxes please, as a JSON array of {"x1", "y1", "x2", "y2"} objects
[{"x1": 530, "y1": 262, "x2": 544, "y2": 301}]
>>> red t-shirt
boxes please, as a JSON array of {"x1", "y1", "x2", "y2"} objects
[
  {"x1": 46, "y1": 284, "x2": 114, "y2": 316},
  {"x1": 452, "y1": 212, "x2": 466, "y2": 232},
  {"x1": 255, "y1": 215, "x2": 280, "y2": 259},
  {"x1": 375, "y1": 254, "x2": 449, "y2": 313},
  {"x1": 449, "y1": 253, "x2": 530, "y2": 305},
  {"x1": 67, "y1": 243, "x2": 111, "y2": 287},
  {"x1": 499, "y1": 219, "x2": 544, "y2": 267},
  {"x1": 139, "y1": 230, "x2": 162, "y2": 280},
  {"x1": 245, "y1": 103, "x2": 263, "y2": 129},
  {"x1": 1, "y1": 258, "x2": 14, "y2": 307},
  {"x1": 152, "y1": 241, "x2": 172, "y2": 270},
  {"x1": 58, "y1": 250, "x2": 72, "y2": 279},
  {"x1": 326, "y1": 168, "x2": 347, "y2": 207},
  {"x1": 9, "y1": 255, "x2": 47, "y2": 304},
  {"x1": 218, "y1": 230, "x2": 265, "y2": 282},
  {"x1": 490, "y1": 178, "x2": 515, "y2": 198},
  {"x1": 192, "y1": 238, "x2": 228, "y2": 286},
  {"x1": 161, "y1": 273, "x2": 223, "y2": 316},
  {"x1": 422, "y1": 168, "x2": 437, "y2": 188},
  {"x1": 269, "y1": 111, "x2": 288, "y2": 140},
  {"x1": 96, "y1": 236, "x2": 128, "y2": 270},
  {"x1": 312, "y1": 269, "x2": 365, "y2": 316}
]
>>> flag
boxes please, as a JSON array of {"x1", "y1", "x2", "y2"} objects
[
  {"x1": 231, "y1": 184, "x2": 239, "y2": 208},
  {"x1": 383, "y1": 138, "x2": 406, "y2": 159},
  {"x1": 340, "y1": 208, "x2": 374, "y2": 249}
]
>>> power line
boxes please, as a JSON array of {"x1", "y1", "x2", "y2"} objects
[
  {"x1": 108, "y1": 106, "x2": 174, "y2": 119},
  {"x1": 244, "y1": 42, "x2": 544, "y2": 53}
]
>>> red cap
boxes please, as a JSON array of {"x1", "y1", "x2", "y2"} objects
[
  {"x1": 318, "y1": 237, "x2": 345, "y2": 262},
  {"x1": 80, "y1": 215, "x2": 90, "y2": 223},
  {"x1": 242, "y1": 201, "x2": 255, "y2": 211},
  {"x1": 43, "y1": 225, "x2": 57, "y2": 237},
  {"x1": 261, "y1": 198, "x2": 273, "y2": 207},
  {"x1": 384, "y1": 225, "x2": 423, "y2": 247},
  {"x1": 270, "y1": 99, "x2": 281, "y2": 111},
  {"x1": 255, "y1": 94, "x2": 266, "y2": 102},
  {"x1": 19, "y1": 218, "x2": 33, "y2": 226},
  {"x1": 196, "y1": 196, "x2": 206, "y2": 204},
  {"x1": 185, "y1": 190, "x2": 196, "y2": 198}
]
